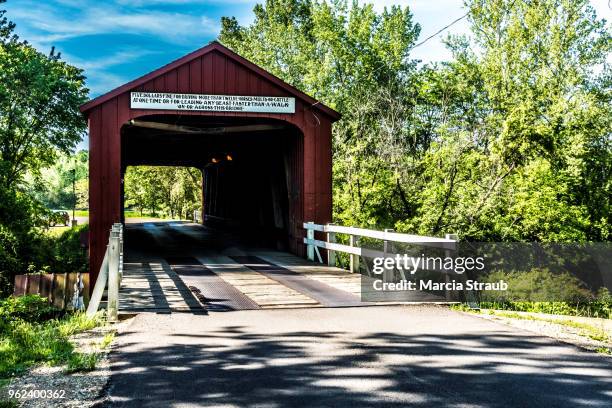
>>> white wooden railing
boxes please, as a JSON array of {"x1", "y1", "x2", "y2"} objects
[
  {"x1": 193, "y1": 210, "x2": 202, "y2": 223},
  {"x1": 303, "y1": 222, "x2": 457, "y2": 273},
  {"x1": 86, "y1": 223, "x2": 124, "y2": 321}
]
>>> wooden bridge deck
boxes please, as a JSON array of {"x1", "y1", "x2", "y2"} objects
[{"x1": 118, "y1": 222, "x2": 366, "y2": 313}]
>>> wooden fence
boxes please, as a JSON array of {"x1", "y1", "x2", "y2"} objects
[
  {"x1": 303, "y1": 222, "x2": 457, "y2": 273},
  {"x1": 13, "y1": 272, "x2": 90, "y2": 310}
]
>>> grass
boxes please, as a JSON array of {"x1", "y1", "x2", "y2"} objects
[
  {"x1": 44, "y1": 225, "x2": 71, "y2": 237},
  {"x1": 451, "y1": 305, "x2": 611, "y2": 344},
  {"x1": 0, "y1": 379, "x2": 9, "y2": 406},
  {"x1": 486, "y1": 310, "x2": 610, "y2": 342},
  {"x1": 123, "y1": 210, "x2": 168, "y2": 219},
  {"x1": 99, "y1": 332, "x2": 115, "y2": 349},
  {"x1": 0, "y1": 312, "x2": 105, "y2": 379},
  {"x1": 65, "y1": 352, "x2": 99, "y2": 373}
]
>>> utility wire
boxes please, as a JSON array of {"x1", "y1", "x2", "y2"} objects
[
  {"x1": 411, "y1": 12, "x2": 470, "y2": 50},
  {"x1": 369, "y1": 11, "x2": 470, "y2": 79}
]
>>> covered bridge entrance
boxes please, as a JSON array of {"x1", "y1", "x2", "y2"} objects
[{"x1": 80, "y1": 41, "x2": 340, "y2": 288}]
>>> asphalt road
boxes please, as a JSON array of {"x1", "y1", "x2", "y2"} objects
[{"x1": 105, "y1": 305, "x2": 612, "y2": 407}]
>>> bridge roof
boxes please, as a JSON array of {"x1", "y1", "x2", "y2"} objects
[{"x1": 80, "y1": 41, "x2": 341, "y2": 121}]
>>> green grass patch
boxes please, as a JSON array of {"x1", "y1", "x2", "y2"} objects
[
  {"x1": 0, "y1": 301, "x2": 104, "y2": 379},
  {"x1": 451, "y1": 303, "x2": 610, "y2": 344},
  {"x1": 484, "y1": 310, "x2": 610, "y2": 343},
  {"x1": 596, "y1": 347, "x2": 612, "y2": 355},
  {"x1": 64, "y1": 352, "x2": 98, "y2": 373},
  {"x1": 99, "y1": 332, "x2": 115, "y2": 349},
  {"x1": 123, "y1": 210, "x2": 168, "y2": 219},
  {"x1": 450, "y1": 303, "x2": 477, "y2": 313},
  {"x1": 0, "y1": 399, "x2": 18, "y2": 408}
]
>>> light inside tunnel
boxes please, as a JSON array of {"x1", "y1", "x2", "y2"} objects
[{"x1": 120, "y1": 114, "x2": 304, "y2": 252}]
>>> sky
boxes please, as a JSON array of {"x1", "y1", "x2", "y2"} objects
[{"x1": 2, "y1": 0, "x2": 610, "y2": 149}]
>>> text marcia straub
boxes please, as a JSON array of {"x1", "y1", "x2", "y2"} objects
[{"x1": 372, "y1": 279, "x2": 508, "y2": 292}]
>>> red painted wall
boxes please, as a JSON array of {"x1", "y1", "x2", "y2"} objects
[{"x1": 83, "y1": 47, "x2": 337, "y2": 288}]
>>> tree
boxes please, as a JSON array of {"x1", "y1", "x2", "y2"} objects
[
  {"x1": 124, "y1": 166, "x2": 202, "y2": 219},
  {"x1": 402, "y1": 0, "x2": 611, "y2": 241},
  {"x1": 0, "y1": 1, "x2": 89, "y2": 296},
  {"x1": 28, "y1": 150, "x2": 89, "y2": 210},
  {"x1": 220, "y1": 0, "x2": 610, "y2": 242},
  {"x1": 220, "y1": 0, "x2": 421, "y2": 228},
  {"x1": 0, "y1": 0, "x2": 88, "y2": 189}
]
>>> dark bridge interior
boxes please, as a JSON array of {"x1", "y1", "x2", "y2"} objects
[{"x1": 121, "y1": 114, "x2": 304, "y2": 250}]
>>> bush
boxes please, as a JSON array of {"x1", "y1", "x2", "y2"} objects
[
  {"x1": 49, "y1": 224, "x2": 88, "y2": 275},
  {"x1": 0, "y1": 222, "x2": 88, "y2": 299},
  {"x1": 474, "y1": 268, "x2": 612, "y2": 318},
  {"x1": 0, "y1": 295, "x2": 57, "y2": 331}
]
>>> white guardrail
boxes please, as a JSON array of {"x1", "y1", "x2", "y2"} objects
[
  {"x1": 86, "y1": 223, "x2": 124, "y2": 321},
  {"x1": 303, "y1": 222, "x2": 458, "y2": 273}
]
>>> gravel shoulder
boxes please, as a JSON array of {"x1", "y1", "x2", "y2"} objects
[{"x1": 466, "y1": 309, "x2": 612, "y2": 355}]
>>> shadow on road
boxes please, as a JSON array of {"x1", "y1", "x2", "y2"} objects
[{"x1": 106, "y1": 320, "x2": 612, "y2": 407}]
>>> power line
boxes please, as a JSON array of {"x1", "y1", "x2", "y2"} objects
[
  {"x1": 369, "y1": 11, "x2": 470, "y2": 79},
  {"x1": 411, "y1": 12, "x2": 470, "y2": 50}
]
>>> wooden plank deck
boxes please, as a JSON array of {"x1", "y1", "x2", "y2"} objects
[
  {"x1": 196, "y1": 255, "x2": 319, "y2": 309},
  {"x1": 119, "y1": 243, "x2": 369, "y2": 313},
  {"x1": 120, "y1": 257, "x2": 203, "y2": 312},
  {"x1": 252, "y1": 251, "x2": 363, "y2": 297}
]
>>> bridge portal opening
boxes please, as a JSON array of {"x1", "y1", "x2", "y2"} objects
[
  {"x1": 121, "y1": 115, "x2": 303, "y2": 250},
  {"x1": 81, "y1": 42, "x2": 339, "y2": 289}
]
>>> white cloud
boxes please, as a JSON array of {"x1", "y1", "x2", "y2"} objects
[
  {"x1": 58, "y1": 48, "x2": 157, "y2": 95},
  {"x1": 8, "y1": 3, "x2": 220, "y2": 45}
]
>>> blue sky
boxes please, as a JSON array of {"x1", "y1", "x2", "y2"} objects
[
  {"x1": 3, "y1": 0, "x2": 610, "y2": 151},
  {"x1": 4, "y1": 0, "x2": 609, "y2": 98}
]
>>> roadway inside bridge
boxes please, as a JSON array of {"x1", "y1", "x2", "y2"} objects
[{"x1": 120, "y1": 220, "x2": 368, "y2": 313}]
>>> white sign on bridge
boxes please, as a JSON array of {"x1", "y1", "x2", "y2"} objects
[{"x1": 130, "y1": 92, "x2": 295, "y2": 114}]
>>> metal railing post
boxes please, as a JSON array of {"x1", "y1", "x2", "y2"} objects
[
  {"x1": 306, "y1": 222, "x2": 315, "y2": 261},
  {"x1": 326, "y1": 223, "x2": 336, "y2": 267},
  {"x1": 107, "y1": 229, "x2": 120, "y2": 322}
]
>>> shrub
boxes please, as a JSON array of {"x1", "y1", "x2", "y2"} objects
[
  {"x1": 0, "y1": 295, "x2": 58, "y2": 334},
  {"x1": 0, "y1": 223, "x2": 88, "y2": 300},
  {"x1": 49, "y1": 224, "x2": 88, "y2": 275},
  {"x1": 475, "y1": 268, "x2": 611, "y2": 318}
]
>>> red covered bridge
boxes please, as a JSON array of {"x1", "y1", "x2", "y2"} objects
[{"x1": 80, "y1": 41, "x2": 340, "y2": 288}]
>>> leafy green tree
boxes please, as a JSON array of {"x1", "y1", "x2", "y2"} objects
[
  {"x1": 221, "y1": 0, "x2": 610, "y2": 242},
  {"x1": 124, "y1": 166, "x2": 202, "y2": 219},
  {"x1": 221, "y1": 0, "x2": 421, "y2": 229},
  {"x1": 400, "y1": 0, "x2": 611, "y2": 241},
  {"x1": 0, "y1": 1, "x2": 88, "y2": 296},
  {"x1": 0, "y1": 3, "x2": 87, "y2": 189},
  {"x1": 28, "y1": 150, "x2": 89, "y2": 210}
]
